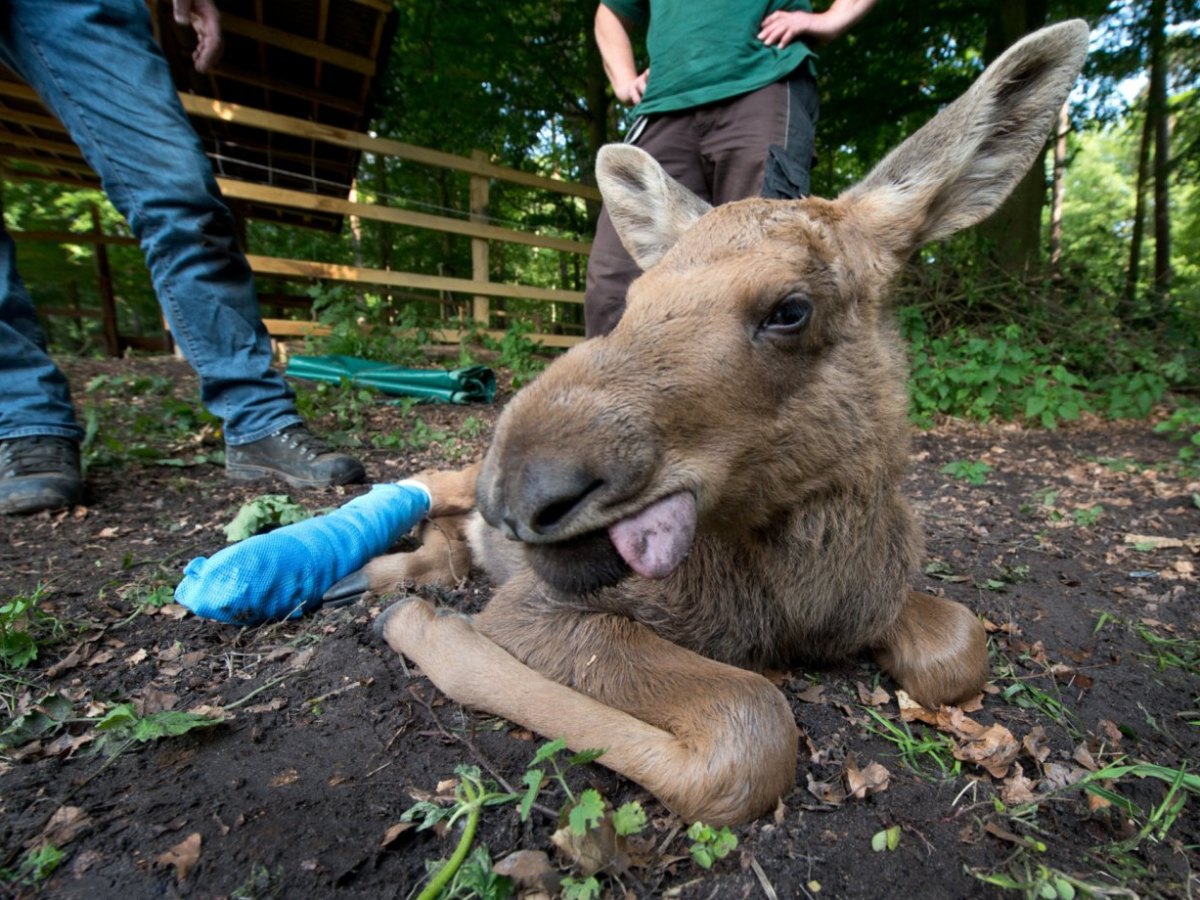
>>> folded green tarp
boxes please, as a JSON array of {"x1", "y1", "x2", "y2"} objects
[{"x1": 285, "y1": 355, "x2": 496, "y2": 405}]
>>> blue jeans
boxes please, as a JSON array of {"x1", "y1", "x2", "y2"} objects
[{"x1": 0, "y1": 0, "x2": 300, "y2": 445}]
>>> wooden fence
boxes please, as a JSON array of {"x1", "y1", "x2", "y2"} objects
[{"x1": 6, "y1": 91, "x2": 599, "y2": 353}]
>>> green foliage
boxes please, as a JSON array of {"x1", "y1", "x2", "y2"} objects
[
  {"x1": 481, "y1": 321, "x2": 548, "y2": 388},
  {"x1": 1153, "y1": 404, "x2": 1200, "y2": 467},
  {"x1": 223, "y1": 495, "x2": 312, "y2": 543},
  {"x1": 871, "y1": 825, "x2": 902, "y2": 852},
  {"x1": 862, "y1": 707, "x2": 961, "y2": 777},
  {"x1": 941, "y1": 459, "x2": 992, "y2": 485},
  {"x1": 93, "y1": 703, "x2": 225, "y2": 755},
  {"x1": 686, "y1": 821, "x2": 738, "y2": 870},
  {"x1": 0, "y1": 844, "x2": 64, "y2": 891},
  {"x1": 80, "y1": 373, "x2": 221, "y2": 468},
  {"x1": 0, "y1": 585, "x2": 66, "y2": 670}
]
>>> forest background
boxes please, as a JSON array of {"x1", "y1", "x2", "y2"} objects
[{"x1": 3, "y1": 0, "x2": 1200, "y2": 443}]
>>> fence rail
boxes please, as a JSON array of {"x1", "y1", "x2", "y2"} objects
[{"x1": 6, "y1": 90, "x2": 596, "y2": 354}]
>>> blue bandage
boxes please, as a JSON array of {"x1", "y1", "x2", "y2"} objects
[{"x1": 175, "y1": 481, "x2": 431, "y2": 625}]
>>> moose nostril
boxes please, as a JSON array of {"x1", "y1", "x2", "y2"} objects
[
  {"x1": 516, "y1": 458, "x2": 604, "y2": 537},
  {"x1": 533, "y1": 479, "x2": 604, "y2": 532}
]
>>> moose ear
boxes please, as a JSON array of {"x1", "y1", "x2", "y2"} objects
[
  {"x1": 596, "y1": 144, "x2": 712, "y2": 270},
  {"x1": 842, "y1": 19, "x2": 1089, "y2": 250}
]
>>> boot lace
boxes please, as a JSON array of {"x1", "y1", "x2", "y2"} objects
[{"x1": 0, "y1": 436, "x2": 78, "y2": 478}]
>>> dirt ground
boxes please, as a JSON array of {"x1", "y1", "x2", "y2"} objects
[{"x1": 2, "y1": 355, "x2": 1197, "y2": 900}]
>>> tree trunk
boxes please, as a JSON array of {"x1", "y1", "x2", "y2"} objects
[
  {"x1": 975, "y1": 0, "x2": 1049, "y2": 277},
  {"x1": 1148, "y1": 0, "x2": 1171, "y2": 306},
  {"x1": 1122, "y1": 93, "x2": 1154, "y2": 317}
]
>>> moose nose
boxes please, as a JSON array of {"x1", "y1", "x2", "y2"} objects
[{"x1": 507, "y1": 457, "x2": 604, "y2": 541}]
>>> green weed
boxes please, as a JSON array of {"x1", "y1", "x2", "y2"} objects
[
  {"x1": 1071, "y1": 505, "x2": 1104, "y2": 528},
  {"x1": 0, "y1": 585, "x2": 67, "y2": 670},
  {"x1": 687, "y1": 821, "x2": 739, "y2": 869},
  {"x1": 0, "y1": 844, "x2": 64, "y2": 892},
  {"x1": 1133, "y1": 625, "x2": 1200, "y2": 675},
  {"x1": 223, "y1": 495, "x2": 312, "y2": 542},
  {"x1": 92, "y1": 702, "x2": 225, "y2": 757},
  {"x1": 862, "y1": 707, "x2": 961, "y2": 777},
  {"x1": 942, "y1": 459, "x2": 993, "y2": 485}
]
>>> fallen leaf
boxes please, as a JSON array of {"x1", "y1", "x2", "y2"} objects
[
  {"x1": 380, "y1": 822, "x2": 415, "y2": 848},
  {"x1": 1123, "y1": 533, "x2": 1183, "y2": 550},
  {"x1": 796, "y1": 684, "x2": 825, "y2": 704},
  {"x1": 1022, "y1": 726, "x2": 1051, "y2": 765},
  {"x1": 1097, "y1": 719, "x2": 1123, "y2": 749},
  {"x1": 1000, "y1": 768, "x2": 1039, "y2": 805},
  {"x1": 156, "y1": 832, "x2": 201, "y2": 883},
  {"x1": 493, "y1": 849, "x2": 562, "y2": 893},
  {"x1": 126, "y1": 648, "x2": 148, "y2": 666},
  {"x1": 551, "y1": 814, "x2": 628, "y2": 877},
  {"x1": 937, "y1": 708, "x2": 1020, "y2": 779},
  {"x1": 856, "y1": 682, "x2": 891, "y2": 707},
  {"x1": 1072, "y1": 743, "x2": 1099, "y2": 771},
  {"x1": 805, "y1": 772, "x2": 847, "y2": 806},
  {"x1": 34, "y1": 806, "x2": 92, "y2": 849},
  {"x1": 270, "y1": 769, "x2": 300, "y2": 787},
  {"x1": 896, "y1": 689, "x2": 939, "y2": 725},
  {"x1": 845, "y1": 756, "x2": 890, "y2": 800}
]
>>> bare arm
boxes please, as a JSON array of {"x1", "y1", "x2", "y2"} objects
[
  {"x1": 595, "y1": 4, "x2": 649, "y2": 106},
  {"x1": 173, "y1": 0, "x2": 223, "y2": 73},
  {"x1": 758, "y1": 0, "x2": 877, "y2": 49}
]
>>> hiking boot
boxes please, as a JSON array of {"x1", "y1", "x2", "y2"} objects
[
  {"x1": 0, "y1": 436, "x2": 83, "y2": 515},
  {"x1": 226, "y1": 425, "x2": 366, "y2": 489}
]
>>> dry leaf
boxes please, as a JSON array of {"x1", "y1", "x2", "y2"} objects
[
  {"x1": 896, "y1": 689, "x2": 939, "y2": 725},
  {"x1": 796, "y1": 684, "x2": 826, "y2": 704},
  {"x1": 856, "y1": 682, "x2": 891, "y2": 707},
  {"x1": 493, "y1": 849, "x2": 562, "y2": 893},
  {"x1": 1072, "y1": 743, "x2": 1099, "y2": 771},
  {"x1": 380, "y1": 822, "x2": 415, "y2": 848},
  {"x1": 999, "y1": 769, "x2": 1039, "y2": 805},
  {"x1": 1097, "y1": 719, "x2": 1123, "y2": 749},
  {"x1": 1022, "y1": 726, "x2": 1051, "y2": 765},
  {"x1": 1123, "y1": 534, "x2": 1183, "y2": 550},
  {"x1": 156, "y1": 832, "x2": 201, "y2": 883},
  {"x1": 35, "y1": 806, "x2": 92, "y2": 849},
  {"x1": 270, "y1": 769, "x2": 300, "y2": 787},
  {"x1": 551, "y1": 816, "x2": 628, "y2": 877},
  {"x1": 937, "y1": 708, "x2": 1019, "y2": 779},
  {"x1": 844, "y1": 756, "x2": 890, "y2": 800},
  {"x1": 805, "y1": 772, "x2": 847, "y2": 806}
]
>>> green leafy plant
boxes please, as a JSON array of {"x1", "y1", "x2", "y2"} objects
[
  {"x1": 871, "y1": 825, "x2": 902, "y2": 852},
  {"x1": 402, "y1": 765, "x2": 517, "y2": 900},
  {"x1": 862, "y1": 707, "x2": 961, "y2": 777},
  {"x1": 92, "y1": 702, "x2": 225, "y2": 756},
  {"x1": 687, "y1": 821, "x2": 738, "y2": 869},
  {"x1": 1071, "y1": 505, "x2": 1104, "y2": 527},
  {"x1": 942, "y1": 459, "x2": 992, "y2": 485},
  {"x1": 0, "y1": 844, "x2": 64, "y2": 891},
  {"x1": 223, "y1": 495, "x2": 312, "y2": 542},
  {"x1": 1, "y1": 585, "x2": 67, "y2": 670}
]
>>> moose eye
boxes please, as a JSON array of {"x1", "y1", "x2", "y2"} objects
[{"x1": 761, "y1": 295, "x2": 813, "y2": 335}]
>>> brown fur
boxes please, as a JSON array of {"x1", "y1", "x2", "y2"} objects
[{"x1": 373, "y1": 22, "x2": 1089, "y2": 825}]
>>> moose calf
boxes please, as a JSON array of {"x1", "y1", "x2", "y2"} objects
[{"x1": 365, "y1": 21, "x2": 1089, "y2": 825}]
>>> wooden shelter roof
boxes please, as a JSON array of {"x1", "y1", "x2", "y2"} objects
[{"x1": 0, "y1": 0, "x2": 397, "y2": 231}]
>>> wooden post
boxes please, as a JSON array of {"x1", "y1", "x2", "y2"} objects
[
  {"x1": 469, "y1": 149, "x2": 490, "y2": 328},
  {"x1": 91, "y1": 206, "x2": 120, "y2": 357}
]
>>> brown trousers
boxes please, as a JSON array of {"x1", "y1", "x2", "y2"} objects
[{"x1": 584, "y1": 68, "x2": 819, "y2": 337}]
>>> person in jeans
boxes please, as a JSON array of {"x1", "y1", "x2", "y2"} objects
[
  {"x1": 0, "y1": 0, "x2": 365, "y2": 515},
  {"x1": 586, "y1": 0, "x2": 875, "y2": 337}
]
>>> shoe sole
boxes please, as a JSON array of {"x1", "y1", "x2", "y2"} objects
[{"x1": 0, "y1": 478, "x2": 82, "y2": 515}]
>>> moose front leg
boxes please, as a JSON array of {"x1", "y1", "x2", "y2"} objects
[
  {"x1": 376, "y1": 586, "x2": 798, "y2": 826},
  {"x1": 873, "y1": 591, "x2": 988, "y2": 708}
]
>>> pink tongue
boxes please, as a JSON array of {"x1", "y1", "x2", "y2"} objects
[{"x1": 607, "y1": 492, "x2": 697, "y2": 579}]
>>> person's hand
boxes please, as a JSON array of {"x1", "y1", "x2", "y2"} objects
[
  {"x1": 173, "y1": 0, "x2": 224, "y2": 73},
  {"x1": 614, "y1": 69, "x2": 650, "y2": 106},
  {"x1": 758, "y1": 9, "x2": 841, "y2": 48}
]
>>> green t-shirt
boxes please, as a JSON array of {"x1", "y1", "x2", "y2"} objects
[{"x1": 602, "y1": 0, "x2": 815, "y2": 117}]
